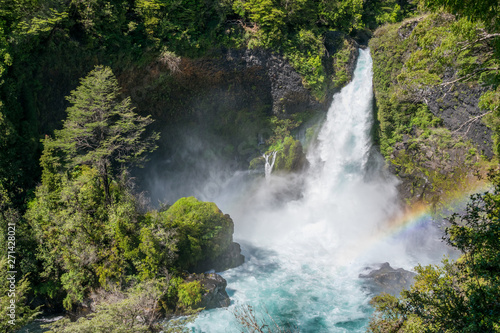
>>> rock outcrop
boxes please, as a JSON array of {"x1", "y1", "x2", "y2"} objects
[
  {"x1": 121, "y1": 37, "x2": 359, "y2": 126},
  {"x1": 185, "y1": 273, "x2": 231, "y2": 310},
  {"x1": 359, "y1": 262, "x2": 416, "y2": 295},
  {"x1": 370, "y1": 14, "x2": 494, "y2": 207},
  {"x1": 192, "y1": 241, "x2": 245, "y2": 273},
  {"x1": 424, "y1": 83, "x2": 493, "y2": 157}
]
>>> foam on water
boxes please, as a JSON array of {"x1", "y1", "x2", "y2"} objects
[{"x1": 186, "y1": 49, "x2": 446, "y2": 332}]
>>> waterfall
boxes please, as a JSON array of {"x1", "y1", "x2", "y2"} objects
[
  {"x1": 263, "y1": 151, "x2": 277, "y2": 181},
  {"x1": 187, "y1": 48, "x2": 445, "y2": 332}
]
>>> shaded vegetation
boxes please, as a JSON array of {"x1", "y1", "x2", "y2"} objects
[
  {"x1": 369, "y1": 170, "x2": 500, "y2": 332},
  {"x1": 370, "y1": 11, "x2": 499, "y2": 206},
  {"x1": 4, "y1": 64, "x2": 236, "y2": 331}
]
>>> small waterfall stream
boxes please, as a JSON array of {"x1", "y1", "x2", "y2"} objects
[{"x1": 263, "y1": 151, "x2": 277, "y2": 181}]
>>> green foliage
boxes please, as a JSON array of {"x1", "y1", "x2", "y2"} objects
[
  {"x1": 369, "y1": 171, "x2": 500, "y2": 332},
  {"x1": 390, "y1": 127, "x2": 485, "y2": 208},
  {"x1": 27, "y1": 165, "x2": 118, "y2": 309},
  {"x1": 363, "y1": 0, "x2": 420, "y2": 30},
  {"x1": 283, "y1": 30, "x2": 327, "y2": 99},
  {"x1": 267, "y1": 116, "x2": 303, "y2": 149},
  {"x1": 0, "y1": 253, "x2": 41, "y2": 331},
  {"x1": 331, "y1": 39, "x2": 354, "y2": 89},
  {"x1": 44, "y1": 278, "x2": 171, "y2": 333},
  {"x1": 136, "y1": 211, "x2": 178, "y2": 280},
  {"x1": 234, "y1": 0, "x2": 368, "y2": 97},
  {"x1": 425, "y1": 0, "x2": 500, "y2": 32},
  {"x1": 317, "y1": 0, "x2": 364, "y2": 31},
  {"x1": 161, "y1": 197, "x2": 234, "y2": 270},
  {"x1": 177, "y1": 281, "x2": 205, "y2": 309},
  {"x1": 370, "y1": 13, "x2": 497, "y2": 205},
  {"x1": 27, "y1": 115, "x2": 233, "y2": 314},
  {"x1": 371, "y1": 13, "x2": 498, "y2": 156},
  {"x1": 273, "y1": 136, "x2": 307, "y2": 173},
  {"x1": 135, "y1": 0, "x2": 231, "y2": 56},
  {"x1": 47, "y1": 65, "x2": 159, "y2": 204},
  {"x1": 480, "y1": 86, "x2": 500, "y2": 155}
]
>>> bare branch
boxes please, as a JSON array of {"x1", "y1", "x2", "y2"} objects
[
  {"x1": 452, "y1": 111, "x2": 492, "y2": 134},
  {"x1": 440, "y1": 67, "x2": 499, "y2": 86}
]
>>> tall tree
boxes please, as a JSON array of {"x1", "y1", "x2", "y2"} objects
[{"x1": 49, "y1": 65, "x2": 159, "y2": 204}]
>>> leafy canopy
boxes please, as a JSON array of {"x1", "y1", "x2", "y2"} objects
[
  {"x1": 50, "y1": 65, "x2": 158, "y2": 173},
  {"x1": 47, "y1": 65, "x2": 158, "y2": 203}
]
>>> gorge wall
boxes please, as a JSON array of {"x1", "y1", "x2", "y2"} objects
[{"x1": 370, "y1": 14, "x2": 497, "y2": 208}]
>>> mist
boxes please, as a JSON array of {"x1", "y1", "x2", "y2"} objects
[{"x1": 143, "y1": 49, "x2": 453, "y2": 332}]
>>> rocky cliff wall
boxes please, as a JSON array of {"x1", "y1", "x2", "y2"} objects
[{"x1": 370, "y1": 15, "x2": 496, "y2": 207}]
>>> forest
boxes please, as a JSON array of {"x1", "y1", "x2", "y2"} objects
[{"x1": 0, "y1": 0, "x2": 499, "y2": 332}]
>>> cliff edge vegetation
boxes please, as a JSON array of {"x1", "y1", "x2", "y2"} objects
[{"x1": 370, "y1": 8, "x2": 500, "y2": 208}]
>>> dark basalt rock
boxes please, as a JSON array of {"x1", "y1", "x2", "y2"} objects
[
  {"x1": 397, "y1": 18, "x2": 422, "y2": 41},
  {"x1": 226, "y1": 48, "x2": 324, "y2": 115},
  {"x1": 191, "y1": 241, "x2": 245, "y2": 273},
  {"x1": 185, "y1": 273, "x2": 231, "y2": 309},
  {"x1": 424, "y1": 83, "x2": 493, "y2": 158},
  {"x1": 359, "y1": 262, "x2": 416, "y2": 295}
]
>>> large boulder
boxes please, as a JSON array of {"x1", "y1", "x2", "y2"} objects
[
  {"x1": 273, "y1": 137, "x2": 309, "y2": 173},
  {"x1": 185, "y1": 273, "x2": 231, "y2": 310},
  {"x1": 161, "y1": 197, "x2": 244, "y2": 272},
  {"x1": 359, "y1": 262, "x2": 416, "y2": 295},
  {"x1": 192, "y1": 241, "x2": 245, "y2": 273}
]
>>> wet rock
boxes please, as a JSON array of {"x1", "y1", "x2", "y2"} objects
[
  {"x1": 323, "y1": 31, "x2": 359, "y2": 93},
  {"x1": 185, "y1": 273, "x2": 231, "y2": 309},
  {"x1": 359, "y1": 262, "x2": 416, "y2": 295},
  {"x1": 424, "y1": 83, "x2": 493, "y2": 157},
  {"x1": 192, "y1": 241, "x2": 245, "y2": 273}
]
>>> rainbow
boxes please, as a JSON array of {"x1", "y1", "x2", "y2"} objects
[
  {"x1": 345, "y1": 181, "x2": 492, "y2": 265},
  {"x1": 383, "y1": 181, "x2": 491, "y2": 238}
]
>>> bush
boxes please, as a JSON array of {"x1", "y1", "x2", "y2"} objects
[
  {"x1": 273, "y1": 136, "x2": 307, "y2": 172},
  {"x1": 368, "y1": 171, "x2": 500, "y2": 332},
  {"x1": 161, "y1": 197, "x2": 234, "y2": 270},
  {"x1": 177, "y1": 281, "x2": 205, "y2": 309}
]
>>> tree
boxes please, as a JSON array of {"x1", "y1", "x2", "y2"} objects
[
  {"x1": 424, "y1": 0, "x2": 500, "y2": 31},
  {"x1": 368, "y1": 171, "x2": 500, "y2": 332},
  {"x1": 49, "y1": 65, "x2": 159, "y2": 204},
  {"x1": 44, "y1": 278, "x2": 173, "y2": 333}
]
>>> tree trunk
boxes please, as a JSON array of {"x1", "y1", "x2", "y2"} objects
[{"x1": 103, "y1": 162, "x2": 111, "y2": 206}]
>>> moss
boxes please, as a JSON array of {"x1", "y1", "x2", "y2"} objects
[
  {"x1": 389, "y1": 127, "x2": 488, "y2": 209},
  {"x1": 161, "y1": 197, "x2": 234, "y2": 270},
  {"x1": 331, "y1": 39, "x2": 355, "y2": 89},
  {"x1": 370, "y1": 13, "x2": 498, "y2": 207},
  {"x1": 272, "y1": 136, "x2": 307, "y2": 173},
  {"x1": 177, "y1": 280, "x2": 205, "y2": 309},
  {"x1": 249, "y1": 155, "x2": 265, "y2": 170}
]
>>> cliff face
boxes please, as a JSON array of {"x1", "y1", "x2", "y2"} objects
[
  {"x1": 113, "y1": 37, "x2": 359, "y2": 195},
  {"x1": 32, "y1": 34, "x2": 358, "y2": 184},
  {"x1": 423, "y1": 83, "x2": 492, "y2": 157},
  {"x1": 370, "y1": 14, "x2": 495, "y2": 207},
  {"x1": 119, "y1": 36, "x2": 358, "y2": 126}
]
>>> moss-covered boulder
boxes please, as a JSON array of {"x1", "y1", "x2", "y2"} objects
[
  {"x1": 183, "y1": 273, "x2": 230, "y2": 310},
  {"x1": 273, "y1": 136, "x2": 308, "y2": 173},
  {"x1": 161, "y1": 197, "x2": 243, "y2": 272}
]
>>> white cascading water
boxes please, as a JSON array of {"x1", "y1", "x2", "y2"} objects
[
  {"x1": 186, "y1": 49, "x2": 444, "y2": 332},
  {"x1": 263, "y1": 151, "x2": 277, "y2": 181}
]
